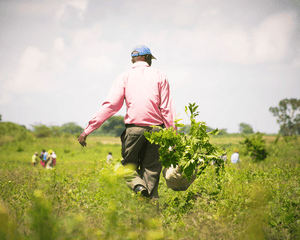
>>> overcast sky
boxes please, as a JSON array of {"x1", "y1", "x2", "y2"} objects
[{"x1": 1, "y1": 0, "x2": 299, "y2": 134}]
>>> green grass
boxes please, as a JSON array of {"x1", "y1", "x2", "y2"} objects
[{"x1": 0, "y1": 135, "x2": 299, "y2": 239}]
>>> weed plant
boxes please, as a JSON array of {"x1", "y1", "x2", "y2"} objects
[{"x1": 0, "y1": 133, "x2": 299, "y2": 239}]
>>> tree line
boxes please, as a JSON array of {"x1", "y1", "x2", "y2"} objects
[
  {"x1": 0, "y1": 98, "x2": 299, "y2": 138},
  {"x1": 30, "y1": 116, "x2": 126, "y2": 138},
  {"x1": 0, "y1": 116, "x2": 126, "y2": 139}
]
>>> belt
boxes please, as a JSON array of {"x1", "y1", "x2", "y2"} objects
[{"x1": 125, "y1": 124, "x2": 165, "y2": 129}]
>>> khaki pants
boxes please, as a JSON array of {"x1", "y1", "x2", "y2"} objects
[{"x1": 121, "y1": 125, "x2": 162, "y2": 199}]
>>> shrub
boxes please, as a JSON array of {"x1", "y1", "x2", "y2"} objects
[
  {"x1": 50, "y1": 126, "x2": 62, "y2": 137},
  {"x1": 31, "y1": 124, "x2": 52, "y2": 138},
  {"x1": 0, "y1": 122, "x2": 33, "y2": 145},
  {"x1": 60, "y1": 122, "x2": 83, "y2": 135},
  {"x1": 240, "y1": 132, "x2": 268, "y2": 161}
]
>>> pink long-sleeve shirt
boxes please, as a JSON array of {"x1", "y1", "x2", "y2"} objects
[{"x1": 84, "y1": 61, "x2": 176, "y2": 135}]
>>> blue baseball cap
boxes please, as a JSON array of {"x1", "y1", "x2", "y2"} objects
[{"x1": 131, "y1": 45, "x2": 157, "y2": 60}]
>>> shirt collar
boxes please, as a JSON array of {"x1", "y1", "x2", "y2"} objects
[{"x1": 132, "y1": 61, "x2": 149, "y2": 69}]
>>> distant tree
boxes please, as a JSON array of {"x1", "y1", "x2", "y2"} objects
[
  {"x1": 60, "y1": 122, "x2": 83, "y2": 135},
  {"x1": 31, "y1": 124, "x2": 52, "y2": 138},
  {"x1": 206, "y1": 126, "x2": 214, "y2": 132},
  {"x1": 269, "y1": 98, "x2": 300, "y2": 136},
  {"x1": 207, "y1": 127, "x2": 227, "y2": 135},
  {"x1": 114, "y1": 125, "x2": 125, "y2": 137},
  {"x1": 218, "y1": 128, "x2": 228, "y2": 135},
  {"x1": 51, "y1": 126, "x2": 62, "y2": 137},
  {"x1": 0, "y1": 122, "x2": 32, "y2": 143},
  {"x1": 1, "y1": 122, "x2": 27, "y2": 136},
  {"x1": 101, "y1": 116, "x2": 125, "y2": 137},
  {"x1": 239, "y1": 123, "x2": 254, "y2": 134},
  {"x1": 90, "y1": 127, "x2": 105, "y2": 135},
  {"x1": 0, "y1": 114, "x2": 2, "y2": 121}
]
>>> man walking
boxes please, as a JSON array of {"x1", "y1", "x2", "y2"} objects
[{"x1": 78, "y1": 45, "x2": 176, "y2": 199}]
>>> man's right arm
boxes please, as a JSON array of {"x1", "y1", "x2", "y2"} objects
[{"x1": 78, "y1": 74, "x2": 126, "y2": 146}]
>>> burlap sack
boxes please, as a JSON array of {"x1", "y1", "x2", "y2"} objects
[{"x1": 162, "y1": 165, "x2": 198, "y2": 191}]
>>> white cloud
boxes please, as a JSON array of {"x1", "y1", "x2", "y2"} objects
[
  {"x1": 73, "y1": 25, "x2": 103, "y2": 48},
  {"x1": 19, "y1": 46, "x2": 46, "y2": 73},
  {"x1": 219, "y1": 10, "x2": 299, "y2": 65},
  {"x1": 52, "y1": 38, "x2": 67, "y2": 70},
  {"x1": 54, "y1": 37, "x2": 65, "y2": 50},
  {"x1": 78, "y1": 56, "x2": 114, "y2": 72},
  {"x1": 165, "y1": 69, "x2": 189, "y2": 84},
  {"x1": 15, "y1": 1, "x2": 62, "y2": 17},
  {"x1": 53, "y1": 57, "x2": 66, "y2": 70},
  {"x1": 222, "y1": 29, "x2": 250, "y2": 63},
  {"x1": 56, "y1": 0, "x2": 88, "y2": 21},
  {"x1": 0, "y1": 74, "x2": 13, "y2": 104},
  {"x1": 0, "y1": 92, "x2": 13, "y2": 105},
  {"x1": 252, "y1": 11, "x2": 296, "y2": 63},
  {"x1": 135, "y1": 30, "x2": 169, "y2": 50},
  {"x1": 4, "y1": 46, "x2": 54, "y2": 97},
  {"x1": 166, "y1": 0, "x2": 200, "y2": 26},
  {"x1": 69, "y1": 0, "x2": 89, "y2": 12},
  {"x1": 166, "y1": 9, "x2": 298, "y2": 65},
  {"x1": 71, "y1": 24, "x2": 124, "y2": 72},
  {"x1": 292, "y1": 57, "x2": 300, "y2": 67}
]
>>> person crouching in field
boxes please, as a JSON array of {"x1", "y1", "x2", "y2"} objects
[
  {"x1": 39, "y1": 149, "x2": 46, "y2": 167},
  {"x1": 46, "y1": 149, "x2": 54, "y2": 169},
  {"x1": 231, "y1": 148, "x2": 240, "y2": 164},
  {"x1": 52, "y1": 151, "x2": 57, "y2": 166},
  {"x1": 32, "y1": 152, "x2": 38, "y2": 166}
]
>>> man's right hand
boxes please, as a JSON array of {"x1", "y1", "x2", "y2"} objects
[{"x1": 78, "y1": 132, "x2": 87, "y2": 147}]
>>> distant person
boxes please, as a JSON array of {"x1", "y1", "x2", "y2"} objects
[
  {"x1": 39, "y1": 149, "x2": 46, "y2": 167},
  {"x1": 78, "y1": 45, "x2": 176, "y2": 200},
  {"x1": 106, "y1": 152, "x2": 113, "y2": 164},
  {"x1": 52, "y1": 151, "x2": 57, "y2": 166},
  {"x1": 39, "y1": 149, "x2": 45, "y2": 160},
  {"x1": 43, "y1": 150, "x2": 48, "y2": 162},
  {"x1": 221, "y1": 148, "x2": 227, "y2": 161},
  {"x1": 46, "y1": 150, "x2": 54, "y2": 169},
  {"x1": 32, "y1": 152, "x2": 38, "y2": 166},
  {"x1": 231, "y1": 148, "x2": 240, "y2": 164}
]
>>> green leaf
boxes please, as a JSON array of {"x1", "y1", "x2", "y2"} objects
[
  {"x1": 209, "y1": 128, "x2": 220, "y2": 136},
  {"x1": 144, "y1": 102, "x2": 225, "y2": 180}
]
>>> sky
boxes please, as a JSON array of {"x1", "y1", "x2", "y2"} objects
[{"x1": 0, "y1": 0, "x2": 300, "y2": 134}]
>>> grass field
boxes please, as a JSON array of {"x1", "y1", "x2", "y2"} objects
[{"x1": 0, "y1": 133, "x2": 299, "y2": 239}]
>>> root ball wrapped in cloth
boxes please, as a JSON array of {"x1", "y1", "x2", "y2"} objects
[{"x1": 163, "y1": 164, "x2": 198, "y2": 191}]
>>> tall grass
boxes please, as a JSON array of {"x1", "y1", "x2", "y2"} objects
[{"x1": 0, "y1": 135, "x2": 299, "y2": 239}]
